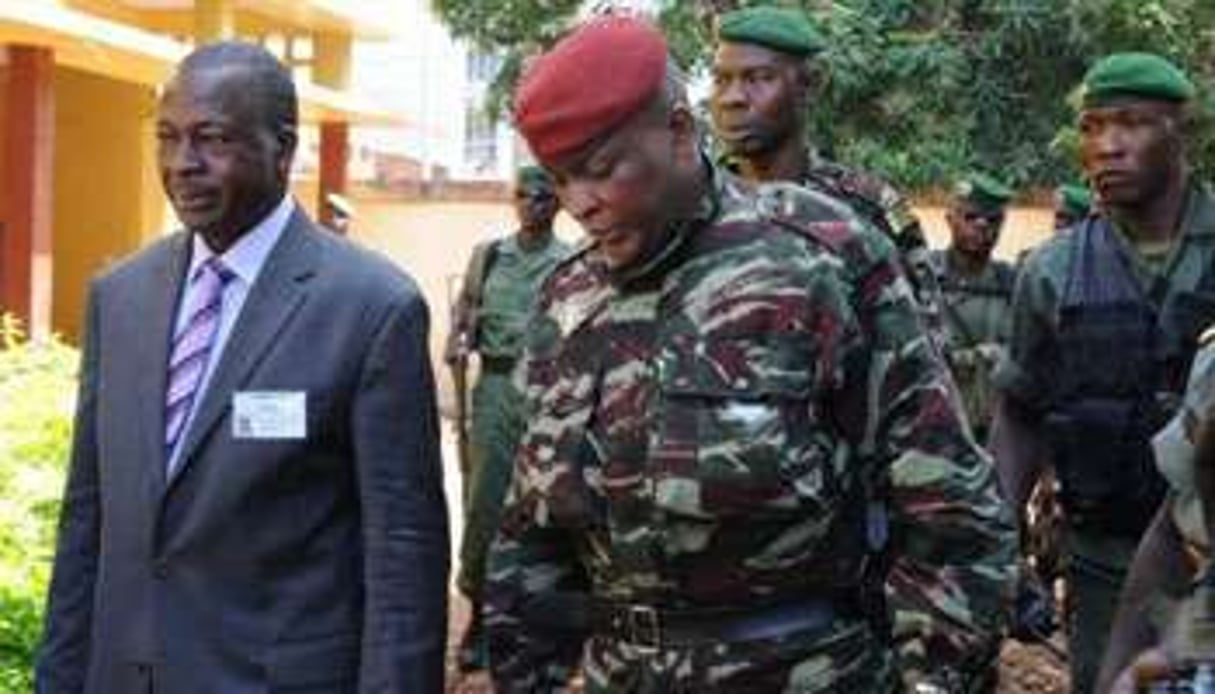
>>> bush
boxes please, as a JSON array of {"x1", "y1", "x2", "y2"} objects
[{"x1": 0, "y1": 314, "x2": 78, "y2": 689}]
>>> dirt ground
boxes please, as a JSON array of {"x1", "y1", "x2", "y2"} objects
[{"x1": 348, "y1": 200, "x2": 1066, "y2": 693}]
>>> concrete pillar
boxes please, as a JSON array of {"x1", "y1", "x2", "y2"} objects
[
  {"x1": 2, "y1": 46, "x2": 54, "y2": 339},
  {"x1": 318, "y1": 121, "x2": 349, "y2": 232},
  {"x1": 314, "y1": 32, "x2": 351, "y2": 231}
]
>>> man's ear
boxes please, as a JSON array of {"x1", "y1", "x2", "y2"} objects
[
  {"x1": 669, "y1": 105, "x2": 700, "y2": 158},
  {"x1": 800, "y1": 61, "x2": 827, "y2": 93},
  {"x1": 1173, "y1": 102, "x2": 1199, "y2": 143},
  {"x1": 275, "y1": 125, "x2": 298, "y2": 177}
]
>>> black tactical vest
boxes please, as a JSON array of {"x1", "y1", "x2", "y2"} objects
[{"x1": 1047, "y1": 217, "x2": 1215, "y2": 536}]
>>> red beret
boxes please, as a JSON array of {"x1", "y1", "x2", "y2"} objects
[{"x1": 514, "y1": 16, "x2": 667, "y2": 163}]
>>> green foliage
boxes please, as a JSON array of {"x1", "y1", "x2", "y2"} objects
[
  {"x1": 431, "y1": 0, "x2": 1215, "y2": 190},
  {"x1": 0, "y1": 314, "x2": 78, "y2": 689}
]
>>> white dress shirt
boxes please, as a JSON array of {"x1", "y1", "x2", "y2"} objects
[{"x1": 166, "y1": 195, "x2": 295, "y2": 471}]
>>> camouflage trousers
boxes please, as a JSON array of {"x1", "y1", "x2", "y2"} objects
[
  {"x1": 457, "y1": 370, "x2": 524, "y2": 599},
  {"x1": 581, "y1": 620, "x2": 897, "y2": 693}
]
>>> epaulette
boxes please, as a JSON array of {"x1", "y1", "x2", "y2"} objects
[
  {"x1": 1199, "y1": 324, "x2": 1215, "y2": 347},
  {"x1": 754, "y1": 181, "x2": 859, "y2": 254}
]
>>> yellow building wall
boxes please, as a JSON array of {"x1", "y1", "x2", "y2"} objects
[{"x1": 51, "y1": 66, "x2": 160, "y2": 342}]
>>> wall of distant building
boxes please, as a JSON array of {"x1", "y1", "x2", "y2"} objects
[{"x1": 344, "y1": 0, "x2": 521, "y2": 184}]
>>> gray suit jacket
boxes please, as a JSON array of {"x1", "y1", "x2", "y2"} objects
[{"x1": 36, "y1": 209, "x2": 449, "y2": 693}]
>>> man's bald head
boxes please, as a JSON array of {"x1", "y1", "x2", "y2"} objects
[{"x1": 171, "y1": 41, "x2": 298, "y2": 146}]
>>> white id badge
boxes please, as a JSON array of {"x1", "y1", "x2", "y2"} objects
[{"x1": 232, "y1": 391, "x2": 307, "y2": 440}]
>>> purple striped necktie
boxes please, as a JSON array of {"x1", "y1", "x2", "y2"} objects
[{"x1": 165, "y1": 256, "x2": 234, "y2": 467}]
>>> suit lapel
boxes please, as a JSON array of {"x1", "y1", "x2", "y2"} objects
[
  {"x1": 166, "y1": 210, "x2": 320, "y2": 490},
  {"x1": 133, "y1": 233, "x2": 191, "y2": 491}
]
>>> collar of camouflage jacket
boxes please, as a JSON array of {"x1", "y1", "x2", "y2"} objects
[{"x1": 607, "y1": 154, "x2": 726, "y2": 287}]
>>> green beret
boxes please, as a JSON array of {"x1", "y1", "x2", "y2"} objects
[
  {"x1": 955, "y1": 173, "x2": 1015, "y2": 212},
  {"x1": 516, "y1": 165, "x2": 553, "y2": 192},
  {"x1": 1080, "y1": 52, "x2": 1195, "y2": 107},
  {"x1": 1056, "y1": 183, "x2": 1093, "y2": 219},
  {"x1": 718, "y1": 6, "x2": 826, "y2": 57}
]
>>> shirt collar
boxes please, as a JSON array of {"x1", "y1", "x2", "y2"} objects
[
  {"x1": 1179, "y1": 180, "x2": 1215, "y2": 238},
  {"x1": 604, "y1": 155, "x2": 722, "y2": 287},
  {"x1": 187, "y1": 194, "x2": 295, "y2": 285}
]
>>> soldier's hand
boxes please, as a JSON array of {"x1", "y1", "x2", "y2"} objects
[
  {"x1": 903, "y1": 668, "x2": 964, "y2": 694},
  {"x1": 445, "y1": 346, "x2": 470, "y2": 367},
  {"x1": 1109, "y1": 647, "x2": 1170, "y2": 693},
  {"x1": 948, "y1": 348, "x2": 978, "y2": 369},
  {"x1": 975, "y1": 342, "x2": 1005, "y2": 365}
]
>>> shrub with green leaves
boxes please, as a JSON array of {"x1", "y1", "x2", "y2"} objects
[
  {"x1": 0, "y1": 314, "x2": 78, "y2": 690},
  {"x1": 436, "y1": 0, "x2": 1215, "y2": 190}
]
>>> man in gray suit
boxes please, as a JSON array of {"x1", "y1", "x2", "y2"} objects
[{"x1": 36, "y1": 42, "x2": 449, "y2": 693}]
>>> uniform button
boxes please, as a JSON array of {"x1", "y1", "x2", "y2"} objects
[{"x1": 153, "y1": 559, "x2": 169, "y2": 579}]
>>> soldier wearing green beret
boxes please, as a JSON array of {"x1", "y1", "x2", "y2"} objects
[
  {"x1": 989, "y1": 52, "x2": 1215, "y2": 694},
  {"x1": 931, "y1": 174, "x2": 1017, "y2": 444},
  {"x1": 444, "y1": 164, "x2": 570, "y2": 675},
  {"x1": 709, "y1": 5, "x2": 949, "y2": 355}
]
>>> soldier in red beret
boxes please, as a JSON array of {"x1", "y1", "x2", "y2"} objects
[{"x1": 487, "y1": 15, "x2": 1014, "y2": 693}]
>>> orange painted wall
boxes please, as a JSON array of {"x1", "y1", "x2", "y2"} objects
[{"x1": 51, "y1": 66, "x2": 159, "y2": 341}]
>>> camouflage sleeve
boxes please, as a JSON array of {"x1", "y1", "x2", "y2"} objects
[
  {"x1": 484, "y1": 276, "x2": 591, "y2": 692},
  {"x1": 837, "y1": 227, "x2": 1017, "y2": 686},
  {"x1": 484, "y1": 515, "x2": 588, "y2": 691}
]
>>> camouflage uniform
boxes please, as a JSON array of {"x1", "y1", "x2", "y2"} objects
[
  {"x1": 447, "y1": 232, "x2": 571, "y2": 600},
  {"x1": 486, "y1": 164, "x2": 1015, "y2": 692},
  {"x1": 1152, "y1": 327, "x2": 1215, "y2": 564},
  {"x1": 930, "y1": 249, "x2": 1015, "y2": 440},
  {"x1": 800, "y1": 153, "x2": 948, "y2": 354},
  {"x1": 995, "y1": 183, "x2": 1215, "y2": 693},
  {"x1": 725, "y1": 150, "x2": 948, "y2": 354}
]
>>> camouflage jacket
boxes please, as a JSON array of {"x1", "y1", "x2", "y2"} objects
[
  {"x1": 487, "y1": 163, "x2": 1015, "y2": 691},
  {"x1": 800, "y1": 153, "x2": 947, "y2": 352},
  {"x1": 1154, "y1": 327, "x2": 1215, "y2": 556}
]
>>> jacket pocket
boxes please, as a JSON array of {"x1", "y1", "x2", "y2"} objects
[{"x1": 654, "y1": 334, "x2": 836, "y2": 517}]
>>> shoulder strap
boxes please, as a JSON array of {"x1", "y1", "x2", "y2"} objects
[
  {"x1": 992, "y1": 261, "x2": 1017, "y2": 298},
  {"x1": 1063, "y1": 216, "x2": 1150, "y2": 309},
  {"x1": 466, "y1": 238, "x2": 503, "y2": 310}
]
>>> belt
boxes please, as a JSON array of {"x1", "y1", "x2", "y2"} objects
[
  {"x1": 590, "y1": 595, "x2": 851, "y2": 651},
  {"x1": 480, "y1": 355, "x2": 517, "y2": 372}
]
